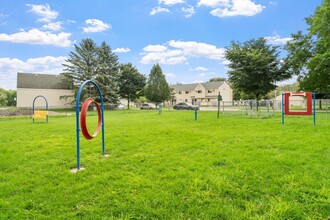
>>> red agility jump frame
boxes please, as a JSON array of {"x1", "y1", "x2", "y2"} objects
[
  {"x1": 282, "y1": 92, "x2": 316, "y2": 125},
  {"x1": 284, "y1": 92, "x2": 313, "y2": 115}
]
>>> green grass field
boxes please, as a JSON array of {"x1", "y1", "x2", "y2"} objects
[{"x1": 0, "y1": 110, "x2": 329, "y2": 219}]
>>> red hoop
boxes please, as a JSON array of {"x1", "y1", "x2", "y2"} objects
[{"x1": 80, "y1": 98, "x2": 102, "y2": 140}]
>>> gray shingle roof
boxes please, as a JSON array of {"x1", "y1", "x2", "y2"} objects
[
  {"x1": 171, "y1": 81, "x2": 224, "y2": 91},
  {"x1": 201, "y1": 81, "x2": 224, "y2": 90},
  {"x1": 17, "y1": 72, "x2": 70, "y2": 89},
  {"x1": 171, "y1": 83, "x2": 199, "y2": 91}
]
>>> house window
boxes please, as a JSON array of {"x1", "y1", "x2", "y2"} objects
[
  {"x1": 208, "y1": 98, "x2": 210, "y2": 102},
  {"x1": 178, "y1": 91, "x2": 182, "y2": 94},
  {"x1": 208, "y1": 90, "x2": 212, "y2": 93},
  {"x1": 185, "y1": 99, "x2": 188, "y2": 102},
  {"x1": 197, "y1": 90, "x2": 202, "y2": 93},
  {"x1": 185, "y1": 91, "x2": 189, "y2": 94}
]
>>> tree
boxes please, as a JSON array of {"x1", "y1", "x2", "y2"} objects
[
  {"x1": 61, "y1": 39, "x2": 120, "y2": 106},
  {"x1": 225, "y1": 38, "x2": 292, "y2": 108},
  {"x1": 118, "y1": 63, "x2": 146, "y2": 109},
  {"x1": 209, "y1": 77, "x2": 226, "y2": 82},
  {"x1": 145, "y1": 64, "x2": 171, "y2": 105},
  {"x1": 62, "y1": 38, "x2": 98, "y2": 101},
  {"x1": 95, "y1": 42, "x2": 120, "y2": 106},
  {"x1": 285, "y1": 0, "x2": 330, "y2": 97},
  {"x1": 0, "y1": 88, "x2": 7, "y2": 107},
  {"x1": 6, "y1": 90, "x2": 16, "y2": 106}
]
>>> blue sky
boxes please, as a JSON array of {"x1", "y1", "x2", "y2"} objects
[{"x1": 0, "y1": 0, "x2": 322, "y2": 90}]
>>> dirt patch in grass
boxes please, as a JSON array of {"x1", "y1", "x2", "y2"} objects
[{"x1": 0, "y1": 109, "x2": 31, "y2": 116}]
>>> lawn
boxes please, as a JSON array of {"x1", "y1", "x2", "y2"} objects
[{"x1": 0, "y1": 110, "x2": 329, "y2": 219}]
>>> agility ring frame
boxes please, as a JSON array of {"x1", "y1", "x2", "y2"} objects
[
  {"x1": 76, "y1": 80, "x2": 105, "y2": 170},
  {"x1": 282, "y1": 92, "x2": 316, "y2": 125},
  {"x1": 32, "y1": 95, "x2": 48, "y2": 123}
]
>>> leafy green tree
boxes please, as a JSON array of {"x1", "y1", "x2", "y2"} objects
[
  {"x1": 145, "y1": 64, "x2": 171, "y2": 105},
  {"x1": 95, "y1": 42, "x2": 120, "y2": 105},
  {"x1": 6, "y1": 90, "x2": 16, "y2": 106},
  {"x1": 225, "y1": 38, "x2": 292, "y2": 108},
  {"x1": 0, "y1": 88, "x2": 7, "y2": 107},
  {"x1": 118, "y1": 63, "x2": 146, "y2": 109},
  {"x1": 209, "y1": 77, "x2": 226, "y2": 82},
  {"x1": 285, "y1": 0, "x2": 330, "y2": 97}
]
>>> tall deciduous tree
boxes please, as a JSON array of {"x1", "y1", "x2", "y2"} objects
[
  {"x1": 209, "y1": 77, "x2": 226, "y2": 82},
  {"x1": 285, "y1": 0, "x2": 330, "y2": 97},
  {"x1": 225, "y1": 38, "x2": 291, "y2": 105},
  {"x1": 145, "y1": 64, "x2": 171, "y2": 105},
  {"x1": 118, "y1": 63, "x2": 146, "y2": 109},
  {"x1": 0, "y1": 88, "x2": 7, "y2": 107}
]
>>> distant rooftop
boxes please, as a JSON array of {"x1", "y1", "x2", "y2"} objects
[
  {"x1": 171, "y1": 81, "x2": 225, "y2": 91},
  {"x1": 17, "y1": 72, "x2": 70, "y2": 89}
]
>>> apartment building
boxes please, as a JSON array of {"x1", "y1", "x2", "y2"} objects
[{"x1": 171, "y1": 81, "x2": 233, "y2": 106}]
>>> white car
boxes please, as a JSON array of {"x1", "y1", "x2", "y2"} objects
[
  {"x1": 117, "y1": 104, "x2": 125, "y2": 110},
  {"x1": 140, "y1": 103, "x2": 156, "y2": 110}
]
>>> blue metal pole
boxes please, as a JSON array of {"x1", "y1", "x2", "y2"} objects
[
  {"x1": 313, "y1": 92, "x2": 316, "y2": 126},
  {"x1": 282, "y1": 93, "x2": 284, "y2": 125},
  {"x1": 75, "y1": 80, "x2": 106, "y2": 170}
]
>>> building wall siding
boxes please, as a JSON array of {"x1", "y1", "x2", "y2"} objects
[{"x1": 17, "y1": 88, "x2": 74, "y2": 109}]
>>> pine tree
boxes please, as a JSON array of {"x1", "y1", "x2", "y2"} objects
[
  {"x1": 61, "y1": 39, "x2": 120, "y2": 107},
  {"x1": 95, "y1": 42, "x2": 120, "y2": 106}
]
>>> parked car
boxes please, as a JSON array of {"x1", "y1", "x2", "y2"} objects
[
  {"x1": 117, "y1": 104, "x2": 125, "y2": 110},
  {"x1": 140, "y1": 103, "x2": 156, "y2": 110},
  {"x1": 173, "y1": 102, "x2": 199, "y2": 110}
]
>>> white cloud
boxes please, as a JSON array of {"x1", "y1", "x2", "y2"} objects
[
  {"x1": 0, "y1": 28, "x2": 72, "y2": 47},
  {"x1": 168, "y1": 40, "x2": 225, "y2": 60},
  {"x1": 197, "y1": 0, "x2": 230, "y2": 8},
  {"x1": 195, "y1": 66, "x2": 208, "y2": 71},
  {"x1": 265, "y1": 35, "x2": 292, "y2": 45},
  {"x1": 113, "y1": 48, "x2": 131, "y2": 53},
  {"x1": 182, "y1": 5, "x2": 195, "y2": 18},
  {"x1": 26, "y1": 4, "x2": 58, "y2": 22},
  {"x1": 221, "y1": 60, "x2": 231, "y2": 65},
  {"x1": 0, "y1": 56, "x2": 67, "y2": 90},
  {"x1": 83, "y1": 19, "x2": 111, "y2": 33},
  {"x1": 198, "y1": 73, "x2": 206, "y2": 77},
  {"x1": 159, "y1": 0, "x2": 185, "y2": 5},
  {"x1": 150, "y1": 6, "x2": 170, "y2": 16},
  {"x1": 165, "y1": 72, "x2": 176, "y2": 78},
  {"x1": 140, "y1": 41, "x2": 225, "y2": 65},
  {"x1": 67, "y1": 19, "x2": 76, "y2": 23},
  {"x1": 140, "y1": 45, "x2": 187, "y2": 64},
  {"x1": 210, "y1": 0, "x2": 265, "y2": 17},
  {"x1": 42, "y1": 22, "x2": 62, "y2": 31},
  {"x1": 143, "y1": 44, "x2": 168, "y2": 52}
]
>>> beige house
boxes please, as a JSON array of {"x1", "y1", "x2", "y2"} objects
[
  {"x1": 171, "y1": 81, "x2": 233, "y2": 106},
  {"x1": 17, "y1": 72, "x2": 74, "y2": 109}
]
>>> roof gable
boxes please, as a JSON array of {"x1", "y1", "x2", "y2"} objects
[
  {"x1": 171, "y1": 81, "x2": 225, "y2": 91},
  {"x1": 17, "y1": 72, "x2": 70, "y2": 89}
]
